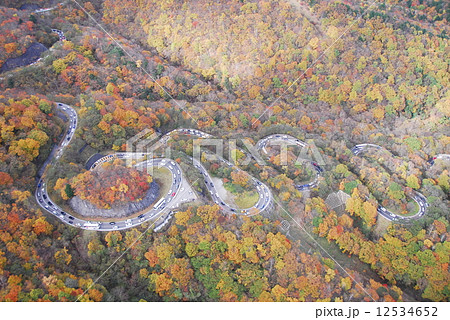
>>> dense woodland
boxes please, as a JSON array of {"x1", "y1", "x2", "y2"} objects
[{"x1": 0, "y1": 0, "x2": 448, "y2": 301}]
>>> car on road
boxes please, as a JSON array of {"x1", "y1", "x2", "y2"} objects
[
  {"x1": 109, "y1": 222, "x2": 116, "y2": 225},
  {"x1": 171, "y1": 192, "x2": 176, "y2": 196},
  {"x1": 68, "y1": 216, "x2": 74, "y2": 220},
  {"x1": 43, "y1": 194, "x2": 47, "y2": 199}
]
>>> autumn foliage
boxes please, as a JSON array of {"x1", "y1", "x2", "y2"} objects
[
  {"x1": 0, "y1": 0, "x2": 448, "y2": 302},
  {"x1": 69, "y1": 162, "x2": 153, "y2": 209}
]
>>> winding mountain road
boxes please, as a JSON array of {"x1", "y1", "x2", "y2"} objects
[
  {"x1": 257, "y1": 134, "x2": 323, "y2": 191},
  {"x1": 157, "y1": 129, "x2": 273, "y2": 215},
  {"x1": 36, "y1": 103, "x2": 436, "y2": 231},
  {"x1": 90, "y1": 128, "x2": 273, "y2": 216},
  {"x1": 36, "y1": 104, "x2": 188, "y2": 231},
  {"x1": 36, "y1": 104, "x2": 273, "y2": 231},
  {"x1": 191, "y1": 156, "x2": 272, "y2": 216},
  {"x1": 36, "y1": 158, "x2": 182, "y2": 231},
  {"x1": 351, "y1": 143, "x2": 429, "y2": 221}
]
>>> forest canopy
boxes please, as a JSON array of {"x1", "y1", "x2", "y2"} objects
[{"x1": 0, "y1": 0, "x2": 448, "y2": 302}]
